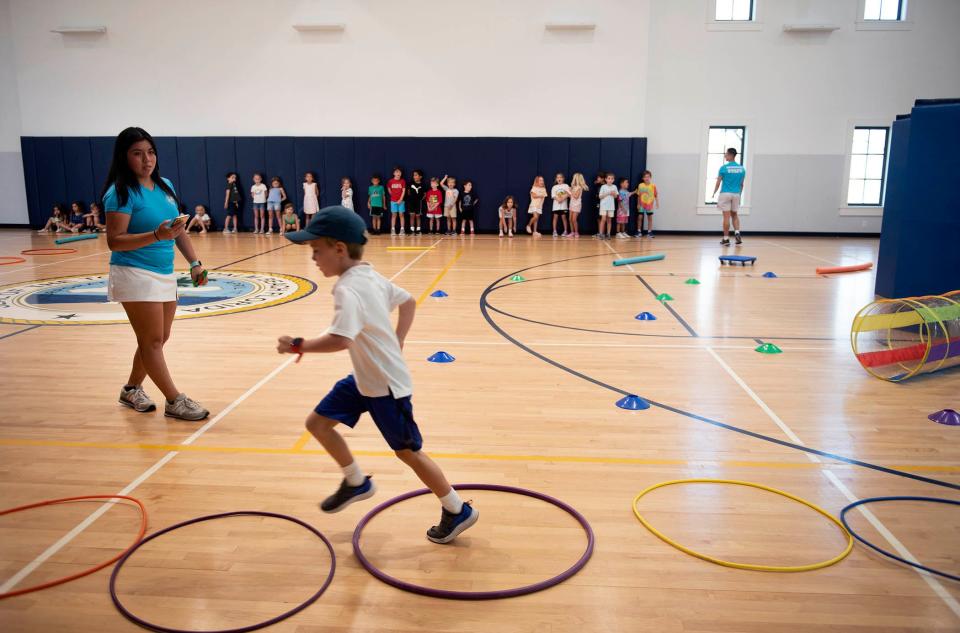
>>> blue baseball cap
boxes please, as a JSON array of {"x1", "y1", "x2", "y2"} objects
[{"x1": 284, "y1": 206, "x2": 368, "y2": 245}]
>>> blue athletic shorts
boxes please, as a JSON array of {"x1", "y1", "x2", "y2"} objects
[
  {"x1": 390, "y1": 201, "x2": 406, "y2": 213},
  {"x1": 315, "y1": 375, "x2": 423, "y2": 451}
]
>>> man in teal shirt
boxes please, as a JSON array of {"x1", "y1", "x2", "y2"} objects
[{"x1": 712, "y1": 148, "x2": 746, "y2": 245}]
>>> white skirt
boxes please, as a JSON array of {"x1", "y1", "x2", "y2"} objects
[{"x1": 108, "y1": 265, "x2": 178, "y2": 303}]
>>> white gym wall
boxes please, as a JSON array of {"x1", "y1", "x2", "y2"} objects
[{"x1": 1, "y1": 0, "x2": 958, "y2": 230}]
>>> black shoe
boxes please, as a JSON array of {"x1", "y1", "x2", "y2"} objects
[
  {"x1": 735, "y1": 233, "x2": 742, "y2": 244},
  {"x1": 426, "y1": 502, "x2": 479, "y2": 544},
  {"x1": 320, "y1": 476, "x2": 376, "y2": 513},
  {"x1": 721, "y1": 238, "x2": 731, "y2": 246}
]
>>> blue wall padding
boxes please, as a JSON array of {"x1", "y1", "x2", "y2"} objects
[
  {"x1": 20, "y1": 136, "x2": 647, "y2": 233},
  {"x1": 876, "y1": 102, "x2": 960, "y2": 297}
]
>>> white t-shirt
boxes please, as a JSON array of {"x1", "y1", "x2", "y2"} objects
[
  {"x1": 251, "y1": 183, "x2": 268, "y2": 203},
  {"x1": 551, "y1": 184, "x2": 571, "y2": 210},
  {"x1": 325, "y1": 263, "x2": 414, "y2": 398},
  {"x1": 599, "y1": 184, "x2": 618, "y2": 211},
  {"x1": 197, "y1": 213, "x2": 211, "y2": 222},
  {"x1": 341, "y1": 187, "x2": 354, "y2": 210}
]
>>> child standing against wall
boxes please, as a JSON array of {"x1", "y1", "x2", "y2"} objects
[
  {"x1": 266, "y1": 177, "x2": 287, "y2": 235},
  {"x1": 636, "y1": 170, "x2": 659, "y2": 238},
  {"x1": 303, "y1": 172, "x2": 320, "y2": 226},
  {"x1": 615, "y1": 178, "x2": 633, "y2": 238},
  {"x1": 250, "y1": 173, "x2": 267, "y2": 233},
  {"x1": 459, "y1": 180, "x2": 478, "y2": 235},
  {"x1": 440, "y1": 175, "x2": 459, "y2": 236},
  {"x1": 387, "y1": 167, "x2": 407, "y2": 236},
  {"x1": 597, "y1": 172, "x2": 617, "y2": 240},
  {"x1": 222, "y1": 172, "x2": 241, "y2": 233},
  {"x1": 368, "y1": 174, "x2": 386, "y2": 234},
  {"x1": 341, "y1": 177, "x2": 354, "y2": 211},
  {"x1": 568, "y1": 173, "x2": 587, "y2": 239},
  {"x1": 550, "y1": 173, "x2": 571, "y2": 237},
  {"x1": 406, "y1": 169, "x2": 425, "y2": 235},
  {"x1": 425, "y1": 177, "x2": 443, "y2": 234},
  {"x1": 525, "y1": 176, "x2": 547, "y2": 237}
]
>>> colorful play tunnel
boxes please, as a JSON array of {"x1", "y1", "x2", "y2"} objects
[{"x1": 851, "y1": 290, "x2": 960, "y2": 382}]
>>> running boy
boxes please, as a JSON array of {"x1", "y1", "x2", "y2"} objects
[
  {"x1": 278, "y1": 207, "x2": 478, "y2": 543},
  {"x1": 712, "y1": 148, "x2": 746, "y2": 245}
]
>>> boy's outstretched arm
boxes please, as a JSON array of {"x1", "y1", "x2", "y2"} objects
[
  {"x1": 277, "y1": 334, "x2": 351, "y2": 355},
  {"x1": 395, "y1": 297, "x2": 416, "y2": 350}
]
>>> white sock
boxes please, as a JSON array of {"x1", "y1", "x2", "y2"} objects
[
  {"x1": 342, "y1": 461, "x2": 365, "y2": 487},
  {"x1": 439, "y1": 489, "x2": 464, "y2": 514}
]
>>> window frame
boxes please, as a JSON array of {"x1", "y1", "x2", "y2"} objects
[
  {"x1": 707, "y1": 0, "x2": 763, "y2": 31},
  {"x1": 840, "y1": 120, "x2": 891, "y2": 216},
  {"x1": 856, "y1": 0, "x2": 912, "y2": 30},
  {"x1": 697, "y1": 122, "x2": 752, "y2": 216}
]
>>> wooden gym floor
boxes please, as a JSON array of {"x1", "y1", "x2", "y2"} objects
[{"x1": 0, "y1": 229, "x2": 957, "y2": 632}]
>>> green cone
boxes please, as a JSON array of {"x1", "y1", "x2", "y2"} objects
[
  {"x1": 684, "y1": 278, "x2": 700, "y2": 285},
  {"x1": 755, "y1": 342, "x2": 782, "y2": 354},
  {"x1": 656, "y1": 293, "x2": 674, "y2": 302},
  {"x1": 510, "y1": 275, "x2": 526, "y2": 282}
]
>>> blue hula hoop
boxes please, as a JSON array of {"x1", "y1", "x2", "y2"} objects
[{"x1": 839, "y1": 496, "x2": 960, "y2": 582}]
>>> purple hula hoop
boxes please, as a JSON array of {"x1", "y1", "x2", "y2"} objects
[
  {"x1": 109, "y1": 511, "x2": 336, "y2": 633},
  {"x1": 352, "y1": 484, "x2": 595, "y2": 600}
]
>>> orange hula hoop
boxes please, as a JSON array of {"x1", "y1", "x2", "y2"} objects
[{"x1": 0, "y1": 495, "x2": 148, "y2": 599}]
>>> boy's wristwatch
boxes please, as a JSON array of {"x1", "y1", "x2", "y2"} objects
[
  {"x1": 189, "y1": 260, "x2": 202, "y2": 268},
  {"x1": 291, "y1": 337, "x2": 304, "y2": 362}
]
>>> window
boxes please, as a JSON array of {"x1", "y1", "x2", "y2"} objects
[
  {"x1": 863, "y1": 0, "x2": 904, "y2": 20},
  {"x1": 715, "y1": 0, "x2": 755, "y2": 20},
  {"x1": 847, "y1": 127, "x2": 889, "y2": 206},
  {"x1": 704, "y1": 126, "x2": 746, "y2": 205}
]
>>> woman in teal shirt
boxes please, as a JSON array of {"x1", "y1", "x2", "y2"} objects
[{"x1": 103, "y1": 127, "x2": 209, "y2": 421}]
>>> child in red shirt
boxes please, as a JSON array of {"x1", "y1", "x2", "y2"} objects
[
  {"x1": 387, "y1": 167, "x2": 407, "y2": 236},
  {"x1": 424, "y1": 177, "x2": 443, "y2": 234}
]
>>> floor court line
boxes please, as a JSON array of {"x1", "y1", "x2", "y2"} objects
[
  {"x1": 0, "y1": 239, "x2": 443, "y2": 593},
  {"x1": 762, "y1": 240, "x2": 843, "y2": 266},
  {"x1": 705, "y1": 346, "x2": 960, "y2": 619},
  {"x1": 0, "y1": 249, "x2": 112, "y2": 278},
  {"x1": 3, "y1": 438, "x2": 959, "y2": 472}
]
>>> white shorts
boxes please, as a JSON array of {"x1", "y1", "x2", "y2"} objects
[
  {"x1": 108, "y1": 265, "x2": 177, "y2": 303},
  {"x1": 528, "y1": 207, "x2": 543, "y2": 215},
  {"x1": 598, "y1": 208, "x2": 615, "y2": 218},
  {"x1": 718, "y1": 193, "x2": 741, "y2": 212}
]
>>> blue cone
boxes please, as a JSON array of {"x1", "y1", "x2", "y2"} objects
[
  {"x1": 762, "y1": 272, "x2": 778, "y2": 278},
  {"x1": 430, "y1": 290, "x2": 448, "y2": 298},
  {"x1": 634, "y1": 312, "x2": 657, "y2": 321},
  {"x1": 616, "y1": 394, "x2": 650, "y2": 410},
  {"x1": 427, "y1": 351, "x2": 455, "y2": 363}
]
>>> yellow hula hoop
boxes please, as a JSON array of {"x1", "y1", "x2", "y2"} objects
[{"x1": 632, "y1": 479, "x2": 853, "y2": 572}]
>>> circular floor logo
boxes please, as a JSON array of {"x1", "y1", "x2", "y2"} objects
[{"x1": 0, "y1": 271, "x2": 316, "y2": 325}]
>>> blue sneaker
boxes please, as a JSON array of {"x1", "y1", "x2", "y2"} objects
[
  {"x1": 320, "y1": 476, "x2": 376, "y2": 513},
  {"x1": 426, "y1": 502, "x2": 479, "y2": 544}
]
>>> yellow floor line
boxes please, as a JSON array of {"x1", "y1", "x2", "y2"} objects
[
  {"x1": 387, "y1": 246, "x2": 435, "y2": 251},
  {"x1": 416, "y1": 249, "x2": 463, "y2": 305},
  {"x1": 0, "y1": 438, "x2": 957, "y2": 473},
  {"x1": 292, "y1": 430, "x2": 313, "y2": 451}
]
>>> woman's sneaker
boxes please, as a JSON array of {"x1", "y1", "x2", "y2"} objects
[
  {"x1": 119, "y1": 385, "x2": 156, "y2": 412},
  {"x1": 320, "y1": 476, "x2": 376, "y2": 513},
  {"x1": 164, "y1": 393, "x2": 209, "y2": 421},
  {"x1": 426, "y1": 502, "x2": 479, "y2": 544}
]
